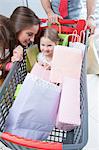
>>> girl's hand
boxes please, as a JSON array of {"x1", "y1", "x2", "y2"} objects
[{"x1": 43, "y1": 63, "x2": 51, "y2": 70}]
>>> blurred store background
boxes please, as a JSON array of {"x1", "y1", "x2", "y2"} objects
[{"x1": 0, "y1": 0, "x2": 99, "y2": 26}]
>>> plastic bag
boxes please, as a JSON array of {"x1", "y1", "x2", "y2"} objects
[{"x1": 87, "y1": 33, "x2": 99, "y2": 74}]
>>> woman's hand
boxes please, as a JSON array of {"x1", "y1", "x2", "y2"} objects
[{"x1": 11, "y1": 45, "x2": 23, "y2": 62}]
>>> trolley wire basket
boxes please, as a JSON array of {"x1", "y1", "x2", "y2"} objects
[{"x1": 0, "y1": 19, "x2": 88, "y2": 150}]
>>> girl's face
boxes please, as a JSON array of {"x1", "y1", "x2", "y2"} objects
[
  {"x1": 18, "y1": 24, "x2": 39, "y2": 46},
  {"x1": 40, "y1": 37, "x2": 56, "y2": 57}
]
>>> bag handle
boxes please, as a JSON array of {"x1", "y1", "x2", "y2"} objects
[
  {"x1": 58, "y1": 33, "x2": 80, "y2": 46},
  {"x1": 79, "y1": 30, "x2": 85, "y2": 44},
  {"x1": 47, "y1": 21, "x2": 62, "y2": 34},
  {"x1": 70, "y1": 29, "x2": 85, "y2": 44}
]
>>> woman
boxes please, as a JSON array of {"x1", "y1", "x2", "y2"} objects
[
  {"x1": 10, "y1": 6, "x2": 40, "y2": 48},
  {"x1": 10, "y1": 6, "x2": 40, "y2": 63},
  {"x1": 0, "y1": 6, "x2": 40, "y2": 86}
]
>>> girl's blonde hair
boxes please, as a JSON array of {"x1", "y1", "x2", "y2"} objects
[{"x1": 40, "y1": 28, "x2": 60, "y2": 43}]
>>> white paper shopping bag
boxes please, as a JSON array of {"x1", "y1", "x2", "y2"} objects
[
  {"x1": 69, "y1": 42, "x2": 86, "y2": 57},
  {"x1": 5, "y1": 73, "x2": 61, "y2": 140}
]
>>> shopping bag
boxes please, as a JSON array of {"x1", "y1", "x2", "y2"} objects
[
  {"x1": 58, "y1": 32, "x2": 80, "y2": 46},
  {"x1": 50, "y1": 45, "x2": 83, "y2": 83},
  {"x1": 26, "y1": 44, "x2": 39, "y2": 72},
  {"x1": 56, "y1": 77, "x2": 81, "y2": 131},
  {"x1": 5, "y1": 73, "x2": 61, "y2": 140},
  {"x1": 69, "y1": 42, "x2": 86, "y2": 57},
  {"x1": 69, "y1": 30, "x2": 86, "y2": 57},
  {"x1": 50, "y1": 45, "x2": 83, "y2": 131},
  {"x1": 14, "y1": 84, "x2": 22, "y2": 99},
  {"x1": 58, "y1": 34, "x2": 69, "y2": 46},
  {"x1": 31, "y1": 62, "x2": 50, "y2": 81},
  {"x1": 87, "y1": 34, "x2": 99, "y2": 74}
]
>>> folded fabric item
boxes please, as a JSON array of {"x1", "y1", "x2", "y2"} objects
[
  {"x1": 31, "y1": 62, "x2": 50, "y2": 81},
  {"x1": 50, "y1": 45, "x2": 83, "y2": 83},
  {"x1": 5, "y1": 73, "x2": 61, "y2": 140},
  {"x1": 56, "y1": 77, "x2": 81, "y2": 131},
  {"x1": 87, "y1": 34, "x2": 99, "y2": 74}
]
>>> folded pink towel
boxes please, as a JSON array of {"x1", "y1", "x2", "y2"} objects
[
  {"x1": 50, "y1": 45, "x2": 83, "y2": 83},
  {"x1": 31, "y1": 62, "x2": 50, "y2": 81}
]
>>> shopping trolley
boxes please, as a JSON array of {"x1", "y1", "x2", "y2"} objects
[{"x1": 0, "y1": 19, "x2": 88, "y2": 150}]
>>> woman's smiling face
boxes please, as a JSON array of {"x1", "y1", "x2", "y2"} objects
[{"x1": 18, "y1": 24, "x2": 39, "y2": 46}]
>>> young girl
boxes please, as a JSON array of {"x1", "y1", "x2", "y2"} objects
[
  {"x1": 9, "y1": 6, "x2": 40, "y2": 65},
  {"x1": 0, "y1": 15, "x2": 16, "y2": 86},
  {"x1": 37, "y1": 28, "x2": 59, "y2": 70},
  {"x1": 0, "y1": 15, "x2": 23, "y2": 86}
]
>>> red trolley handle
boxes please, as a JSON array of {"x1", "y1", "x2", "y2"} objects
[
  {"x1": 40, "y1": 18, "x2": 87, "y2": 35},
  {"x1": 40, "y1": 18, "x2": 78, "y2": 24},
  {"x1": 1, "y1": 132, "x2": 62, "y2": 150}
]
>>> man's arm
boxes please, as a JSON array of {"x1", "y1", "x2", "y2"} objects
[
  {"x1": 86, "y1": 0, "x2": 96, "y2": 34},
  {"x1": 86, "y1": 0, "x2": 96, "y2": 18},
  {"x1": 40, "y1": 0, "x2": 62, "y2": 22},
  {"x1": 40, "y1": 0, "x2": 53, "y2": 16}
]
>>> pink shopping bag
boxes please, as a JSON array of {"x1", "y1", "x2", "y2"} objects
[
  {"x1": 31, "y1": 62, "x2": 50, "y2": 81},
  {"x1": 56, "y1": 77, "x2": 81, "y2": 131},
  {"x1": 50, "y1": 45, "x2": 83, "y2": 83},
  {"x1": 51, "y1": 45, "x2": 83, "y2": 131}
]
